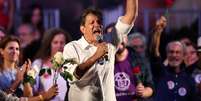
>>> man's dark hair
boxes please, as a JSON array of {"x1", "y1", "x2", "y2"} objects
[{"x1": 80, "y1": 7, "x2": 103, "y2": 26}]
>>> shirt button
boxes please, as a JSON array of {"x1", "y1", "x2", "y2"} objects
[{"x1": 175, "y1": 82, "x2": 178, "y2": 86}]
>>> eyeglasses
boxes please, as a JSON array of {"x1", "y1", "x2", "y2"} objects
[
  {"x1": 39, "y1": 68, "x2": 52, "y2": 76},
  {"x1": 168, "y1": 50, "x2": 181, "y2": 54},
  {"x1": 132, "y1": 45, "x2": 144, "y2": 49}
]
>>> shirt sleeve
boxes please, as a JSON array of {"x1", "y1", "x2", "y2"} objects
[
  {"x1": 115, "y1": 16, "x2": 134, "y2": 36},
  {"x1": 111, "y1": 16, "x2": 134, "y2": 47},
  {"x1": 63, "y1": 42, "x2": 79, "y2": 83}
]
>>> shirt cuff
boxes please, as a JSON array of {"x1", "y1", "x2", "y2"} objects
[{"x1": 115, "y1": 16, "x2": 134, "y2": 35}]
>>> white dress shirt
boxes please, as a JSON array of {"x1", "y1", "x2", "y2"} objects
[{"x1": 63, "y1": 17, "x2": 133, "y2": 101}]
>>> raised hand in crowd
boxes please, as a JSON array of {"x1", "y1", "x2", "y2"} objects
[
  {"x1": 150, "y1": 16, "x2": 167, "y2": 57},
  {"x1": 16, "y1": 60, "x2": 30, "y2": 82}
]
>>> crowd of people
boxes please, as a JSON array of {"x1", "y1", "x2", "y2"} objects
[{"x1": 0, "y1": 0, "x2": 201, "y2": 101}]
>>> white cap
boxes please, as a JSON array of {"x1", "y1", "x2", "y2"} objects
[{"x1": 198, "y1": 37, "x2": 201, "y2": 52}]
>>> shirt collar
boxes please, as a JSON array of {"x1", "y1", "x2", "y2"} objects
[{"x1": 79, "y1": 36, "x2": 94, "y2": 49}]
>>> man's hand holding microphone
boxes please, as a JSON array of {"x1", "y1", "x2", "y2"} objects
[{"x1": 94, "y1": 34, "x2": 109, "y2": 63}]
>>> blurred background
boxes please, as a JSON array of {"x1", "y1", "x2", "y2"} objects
[{"x1": 2, "y1": 0, "x2": 201, "y2": 41}]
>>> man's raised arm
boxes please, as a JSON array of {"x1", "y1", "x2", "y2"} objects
[
  {"x1": 121, "y1": 0, "x2": 138, "y2": 24},
  {"x1": 111, "y1": 0, "x2": 138, "y2": 47}
]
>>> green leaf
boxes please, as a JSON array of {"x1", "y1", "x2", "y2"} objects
[
  {"x1": 23, "y1": 75, "x2": 35, "y2": 85},
  {"x1": 60, "y1": 71, "x2": 73, "y2": 81}
]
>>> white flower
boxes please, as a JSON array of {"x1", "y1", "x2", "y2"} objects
[
  {"x1": 51, "y1": 52, "x2": 78, "y2": 82},
  {"x1": 27, "y1": 69, "x2": 37, "y2": 79},
  {"x1": 53, "y1": 52, "x2": 64, "y2": 65},
  {"x1": 32, "y1": 65, "x2": 40, "y2": 73}
]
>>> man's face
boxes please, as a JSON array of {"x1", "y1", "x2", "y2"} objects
[
  {"x1": 167, "y1": 43, "x2": 184, "y2": 67},
  {"x1": 81, "y1": 13, "x2": 103, "y2": 43},
  {"x1": 131, "y1": 38, "x2": 145, "y2": 54},
  {"x1": 18, "y1": 25, "x2": 33, "y2": 47}
]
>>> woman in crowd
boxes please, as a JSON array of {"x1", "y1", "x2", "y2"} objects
[
  {"x1": 0, "y1": 50, "x2": 58, "y2": 101},
  {"x1": 184, "y1": 43, "x2": 199, "y2": 71},
  {"x1": 184, "y1": 43, "x2": 201, "y2": 100},
  {"x1": 32, "y1": 28, "x2": 72, "y2": 101},
  {"x1": 23, "y1": 3, "x2": 44, "y2": 40},
  {"x1": 0, "y1": 35, "x2": 27, "y2": 97}
]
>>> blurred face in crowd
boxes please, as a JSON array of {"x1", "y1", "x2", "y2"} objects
[
  {"x1": 0, "y1": 31, "x2": 5, "y2": 41},
  {"x1": 0, "y1": 41, "x2": 20, "y2": 63},
  {"x1": 131, "y1": 37, "x2": 145, "y2": 54},
  {"x1": 80, "y1": 13, "x2": 103, "y2": 43},
  {"x1": 18, "y1": 25, "x2": 33, "y2": 48},
  {"x1": 32, "y1": 8, "x2": 42, "y2": 25},
  {"x1": 184, "y1": 45, "x2": 199, "y2": 66},
  {"x1": 167, "y1": 42, "x2": 184, "y2": 67},
  {"x1": 117, "y1": 37, "x2": 128, "y2": 54},
  {"x1": 51, "y1": 33, "x2": 66, "y2": 56}
]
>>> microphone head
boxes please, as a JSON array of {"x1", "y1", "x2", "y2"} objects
[{"x1": 96, "y1": 34, "x2": 103, "y2": 43}]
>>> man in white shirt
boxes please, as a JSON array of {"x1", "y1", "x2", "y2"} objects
[{"x1": 63, "y1": 0, "x2": 138, "y2": 101}]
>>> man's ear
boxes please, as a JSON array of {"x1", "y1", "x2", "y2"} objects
[{"x1": 80, "y1": 26, "x2": 85, "y2": 34}]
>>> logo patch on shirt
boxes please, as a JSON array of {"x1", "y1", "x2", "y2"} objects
[
  {"x1": 114, "y1": 72, "x2": 130, "y2": 91},
  {"x1": 167, "y1": 80, "x2": 175, "y2": 90},
  {"x1": 178, "y1": 87, "x2": 187, "y2": 96},
  {"x1": 195, "y1": 74, "x2": 201, "y2": 84}
]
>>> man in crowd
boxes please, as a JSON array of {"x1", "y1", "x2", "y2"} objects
[
  {"x1": 63, "y1": 0, "x2": 138, "y2": 100},
  {"x1": 154, "y1": 41, "x2": 197, "y2": 101},
  {"x1": 114, "y1": 33, "x2": 154, "y2": 101}
]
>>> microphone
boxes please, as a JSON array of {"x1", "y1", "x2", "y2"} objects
[
  {"x1": 96, "y1": 34, "x2": 103, "y2": 43},
  {"x1": 96, "y1": 35, "x2": 109, "y2": 62}
]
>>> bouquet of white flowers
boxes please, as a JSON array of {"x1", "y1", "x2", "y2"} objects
[
  {"x1": 23, "y1": 68, "x2": 37, "y2": 85},
  {"x1": 51, "y1": 52, "x2": 77, "y2": 84}
]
